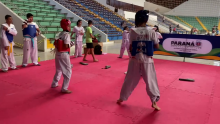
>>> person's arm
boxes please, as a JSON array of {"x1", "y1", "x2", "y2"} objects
[
  {"x1": 89, "y1": 27, "x2": 94, "y2": 39},
  {"x1": 71, "y1": 27, "x2": 76, "y2": 37},
  {"x1": 71, "y1": 32, "x2": 75, "y2": 38},
  {"x1": 22, "y1": 19, "x2": 28, "y2": 29},
  {"x1": 7, "y1": 25, "x2": 18, "y2": 36},
  {"x1": 64, "y1": 33, "x2": 71, "y2": 49},
  {"x1": 81, "y1": 28, "x2": 85, "y2": 35},
  {"x1": 1, "y1": 26, "x2": 9, "y2": 50},
  {"x1": 90, "y1": 33, "x2": 95, "y2": 39},
  {"x1": 129, "y1": 30, "x2": 134, "y2": 55},
  {"x1": 157, "y1": 32, "x2": 163, "y2": 39},
  {"x1": 22, "y1": 24, "x2": 27, "y2": 29},
  {"x1": 35, "y1": 23, "x2": 40, "y2": 36},
  {"x1": 151, "y1": 30, "x2": 159, "y2": 49}
]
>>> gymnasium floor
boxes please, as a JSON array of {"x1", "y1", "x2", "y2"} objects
[{"x1": 0, "y1": 42, "x2": 220, "y2": 124}]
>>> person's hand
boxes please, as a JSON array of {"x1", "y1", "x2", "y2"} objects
[
  {"x1": 36, "y1": 32, "x2": 39, "y2": 36},
  {"x1": 5, "y1": 46, "x2": 9, "y2": 50},
  {"x1": 22, "y1": 24, "x2": 28, "y2": 28},
  {"x1": 3, "y1": 26, "x2": 8, "y2": 31}
]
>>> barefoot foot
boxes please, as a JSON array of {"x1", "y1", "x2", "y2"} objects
[
  {"x1": 94, "y1": 59, "x2": 99, "y2": 62},
  {"x1": 61, "y1": 90, "x2": 72, "y2": 94},
  {"x1": 83, "y1": 59, "x2": 88, "y2": 61},
  {"x1": 152, "y1": 102, "x2": 161, "y2": 111},
  {"x1": 51, "y1": 85, "x2": 59, "y2": 88},
  {"x1": 116, "y1": 99, "x2": 123, "y2": 105}
]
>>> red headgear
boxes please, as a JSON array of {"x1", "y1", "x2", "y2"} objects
[{"x1": 60, "y1": 19, "x2": 71, "y2": 31}]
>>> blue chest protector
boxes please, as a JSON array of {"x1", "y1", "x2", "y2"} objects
[
  {"x1": 23, "y1": 25, "x2": 36, "y2": 38},
  {"x1": 131, "y1": 41, "x2": 154, "y2": 56},
  {"x1": 5, "y1": 28, "x2": 14, "y2": 43}
]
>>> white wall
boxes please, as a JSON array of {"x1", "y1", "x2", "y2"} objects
[
  {"x1": 118, "y1": 0, "x2": 145, "y2": 7},
  {"x1": 144, "y1": 2, "x2": 171, "y2": 14},
  {"x1": 124, "y1": 11, "x2": 135, "y2": 19},
  {"x1": 125, "y1": 11, "x2": 159, "y2": 20},
  {"x1": 165, "y1": 0, "x2": 220, "y2": 17},
  {"x1": 94, "y1": 0, "x2": 125, "y2": 16},
  {"x1": 45, "y1": 0, "x2": 107, "y2": 42},
  {"x1": 0, "y1": 2, "x2": 47, "y2": 51}
]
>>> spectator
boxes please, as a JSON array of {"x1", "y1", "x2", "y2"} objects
[
  {"x1": 173, "y1": 27, "x2": 176, "y2": 33},
  {"x1": 162, "y1": 16, "x2": 165, "y2": 22},
  {"x1": 169, "y1": 25, "x2": 172, "y2": 34},
  {"x1": 211, "y1": 29, "x2": 216, "y2": 36}
]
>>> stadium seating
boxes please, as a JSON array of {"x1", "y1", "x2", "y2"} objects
[
  {"x1": 150, "y1": 11, "x2": 187, "y2": 33},
  {"x1": 55, "y1": 0, "x2": 124, "y2": 40},
  {"x1": 199, "y1": 17, "x2": 219, "y2": 31},
  {"x1": 146, "y1": 0, "x2": 187, "y2": 9},
  {"x1": 0, "y1": 0, "x2": 76, "y2": 42},
  {"x1": 75, "y1": 0, "x2": 134, "y2": 28},
  {"x1": 167, "y1": 15, "x2": 218, "y2": 32}
]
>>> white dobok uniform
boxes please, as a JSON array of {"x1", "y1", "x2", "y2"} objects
[
  {"x1": 51, "y1": 31, "x2": 72, "y2": 91},
  {"x1": 73, "y1": 26, "x2": 85, "y2": 57},
  {"x1": 22, "y1": 22, "x2": 39, "y2": 66},
  {"x1": 155, "y1": 32, "x2": 163, "y2": 43},
  {"x1": 119, "y1": 30, "x2": 131, "y2": 58},
  {"x1": 119, "y1": 27, "x2": 160, "y2": 103},
  {"x1": 0, "y1": 23, "x2": 18, "y2": 71}
]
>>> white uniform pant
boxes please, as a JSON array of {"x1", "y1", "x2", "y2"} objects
[
  {"x1": 119, "y1": 40, "x2": 131, "y2": 58},
  {"x1": 74, "y1": 41, "x2": 83, "y2": 57},
  {"x1": 0, "y1": 45, "x2": 16, "y2": 71},
  {"x1": 51, "y1": 52, "x2": 72, "y2": 91},
  {"x1": 22, "y1": 37, "x2": 38, "y2": 66},
  {"x1": 119, "y1": 59, "x2": 160, "y2": 103}
]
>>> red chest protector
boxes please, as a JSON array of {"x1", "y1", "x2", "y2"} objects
[{"x1": 54, "y1": 39, "x2": 70, "y2": 54}]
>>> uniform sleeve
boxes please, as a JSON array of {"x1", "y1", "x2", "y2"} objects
[
  {"x1": 151, "y1": 30, "x2": 159, "y2": 44},
  {"x1": 122, "y1": 31, "x2": 125, "y2": 40},
  {"x1": 82, "y1": 27, "x2": 85, "y2": 33},
  {"x1": 157, "y1": 32, "x2": 163, "y2": 39},
  {"x1": 8, "y1": 25, "x2": 18, "y2": 36},
  {"x1": 35, "y1": 23, "x2": 39, "y2": 29},
  {"x1": 73, "y1": 27, "x2": 77, "y2": 33},
  {"x1": 1, "y1": 26, "x2": 9, "y2": 47},
  {"x1": 129, "y1": 30, "x2": 135, "y2": 45},
  {"x1": 63, "y1": 33, "x2": 71, "y2": 45}
]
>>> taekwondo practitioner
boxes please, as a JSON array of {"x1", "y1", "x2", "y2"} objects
[
  {"x1": 118, "y1": 26, "x2": 131, "y2": 58},
  {"x1": 0, "y1": 15, "x2": 18, "y2": 72},
  {"x1": 71, "y1": 20, "x2": 85, "y2": 58},
  {"x1": 51, "y1": 19, "x2": 72, "y2": 94},
  {"x1": 22, "y1": 13, "x2": 41, "y2": 67},
  {"x1": 154, "y1": 25, "x2": 163, "y2": 42},
  {"x1": 117, "y1": 10, "x2": 161, "y2": 111},
  {"x1": 83, "y1": 20, "x2": 98, "y2": 62}
]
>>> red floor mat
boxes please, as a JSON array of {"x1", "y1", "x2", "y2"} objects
[{"x1": 0, "y1": 54, "x2": 219, "y2": 124}]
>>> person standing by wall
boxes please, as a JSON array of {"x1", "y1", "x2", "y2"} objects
[
  {"x1": 22, "y1": 13, "x2": 41, "y2": 67},
  {"x1": 71, "y1": 20, "x2": 85, "y2": 58},
  {"x1": 0, "y1": 15, "x2": 18, "y2": 72}
]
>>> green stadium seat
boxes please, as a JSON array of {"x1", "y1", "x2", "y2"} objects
[{"x1": 0, "y1": 0, "x2": 76, "y2": 41}]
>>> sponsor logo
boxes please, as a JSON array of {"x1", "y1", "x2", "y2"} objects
[{"x1": 163, "y1": 38, "x2": 212, "y2": 54}]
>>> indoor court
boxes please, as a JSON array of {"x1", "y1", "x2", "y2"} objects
[
  {"x1": 1, "y1": 0, "x2": 220, "y2": 123},
  {"x1": 0, "y1": 53, "x2": 219, "y2": 124}
]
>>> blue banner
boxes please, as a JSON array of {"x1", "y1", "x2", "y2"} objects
[{"x1": 154, "y1": 34, "x2": 220, "y2": 60}]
